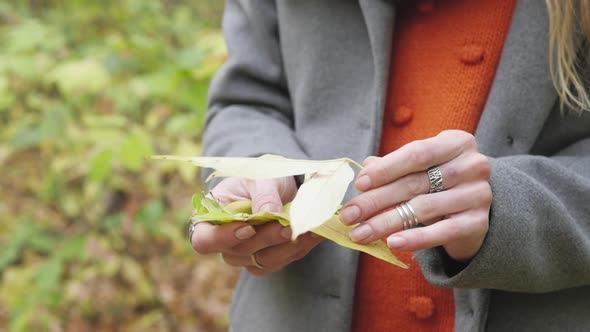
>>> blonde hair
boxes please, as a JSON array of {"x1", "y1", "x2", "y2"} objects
[{"x1": 546, "y1": 0, "x2": 590, "y2": 113}]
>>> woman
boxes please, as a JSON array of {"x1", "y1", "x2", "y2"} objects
[{"x1": 193, "y1": 0, "x2": 590, "y2": 331}]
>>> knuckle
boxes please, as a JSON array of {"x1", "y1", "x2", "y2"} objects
[
  {"x1": 370, "y1": 211, "x2": 397, "y2": 235},
  {"x1": 221, "y1": 254, "x2": 239, "y2": 267},
  {"x1": 450, "y1": 130, "x2": 476, "y2": 148},
  {"x1": 356, "y1": 194, "x2": 380, "y2": 216},
  {"x1": 252, "y1": 192, "x2": 278, "y2": 207},
  {"x1": 191, "y1": 235, "x2": 212, "y2": 255},
  {"x1": 369, "y1": 163, "x2": 391, "y2": 185},
  {"x1": 406, "y1": 143, "x2": 431, "y2": 168},
  {"x1": 477, "y1": 182, "x2": 493, "y2": 205},
  {"x1": 415, "y1": 196, "x2": 436, "y2": 219},
  {"x1": 474, "y1": 214, "x2": 490, "y2": 235},
  {"x1": 291, "y1": 249, "x2": 308, "y2": 262},
  {"x1": 404, "y1": 174, "x2": 428, "y2": 196},
  {"x1": 411, "y1": 229, "x2": 428, "y2": 247},
  {"x1": 445, "y1": 221, "x2": 464, "y2": 240},
  {"x1": 473, "y1": 154, "x2": 492, "y2": 180},
  {"x1": 443, "y1": 164, "x2": 458, "y2": 184}
]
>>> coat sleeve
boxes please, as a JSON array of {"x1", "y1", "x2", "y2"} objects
[
  {"x1": 202, "y1": 0, "x2": 308, "y2": 163},
  {"x1": 418, "y1": 137, "x2": 590, "y2": 293}
]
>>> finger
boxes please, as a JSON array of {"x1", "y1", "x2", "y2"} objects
[
  {"x1": 341, "y1": 153, "x2": 491, "y2": 225},
  {"x1": 210, "y1": 177, "x2": 251, "y2": 205},
  {"x1": 386, "y1": 209, "x2": 489, "y2": 261},
  {"x1": 254, "y1": 232, "x2": 323, "y2": 268},
  {"x1": 247, "y1": 179, "x2": 285, "y2": 213},
  {"x1": 355, "y1": 130, "x2": 477, "y2": 191},
  {"x1": 228, "y1": 222, "x2": 292, "y2": 255},
  {"x1": 363, "y1": 156, "x2": 381, "y2": 166},
  {"x1": 222, "y1": 233, "x2": 323, "y2": 274},
  {"x1": 348, "y1": 181, "x2": 492, "y2": 244},
  {"x1": 191, "y1": 221, "x2": 256, "y2": 255}
]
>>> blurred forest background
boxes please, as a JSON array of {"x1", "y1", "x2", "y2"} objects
[{"x1": 0, "y1": 1, "x2": 238, "y2": 331}]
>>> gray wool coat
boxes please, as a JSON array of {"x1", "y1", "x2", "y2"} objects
[{"x1": 202, "y1": 0, "x2": 590, "y2": 331}]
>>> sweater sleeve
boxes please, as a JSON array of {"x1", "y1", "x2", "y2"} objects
[
  {"x1": 417, "y1": 137, "x2": 590, "y2": 293},
  {"x1": 202, "y1": 0, "x2": 308, "y2": 163}
]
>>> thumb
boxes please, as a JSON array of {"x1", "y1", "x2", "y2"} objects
[{"x1": 249, "y1": 179, "x2": 284, "y2": 213}]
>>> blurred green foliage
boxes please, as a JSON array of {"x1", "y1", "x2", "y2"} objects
[{"x1": 0, "y1": 1, "x2": 238, "y2": 331}]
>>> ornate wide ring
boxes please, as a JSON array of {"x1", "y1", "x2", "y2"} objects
[
  {"x1": 396, "y1": 202, "x2": 420, "y2": 231},
  {"x1": 250, "y1": 252, "x2": 265, "y2": 269},
  {"x1": 427, "y1": 166, "x2": 444, "y2": 193}
]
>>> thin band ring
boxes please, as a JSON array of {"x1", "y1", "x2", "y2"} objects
[
  {"x1": 427, "y1": 166, "x2": 444, "y2": 193},
  {"x1": 397, "y1": 202, "x2": 420, "y2": 230},
  {"x1": 250, "y1": 252, "x2": 265, "y2": 269}
]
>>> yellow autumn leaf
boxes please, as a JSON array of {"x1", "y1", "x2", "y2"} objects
[
  {"x1": 290, "y1": 161, "x2": 355, "y2": 239},
  {"x1": 152, "y1": 154, "x2": 363, "y2": 238},
  {"x1": 150, "y1": 154, "x2": 361, "y2": 181},
  {"x1": 312, "y1": 215, "x2": 408, "y2": 269},
  {"x1": 191, "y1": 195, "x2": 406, "y2": 268}
]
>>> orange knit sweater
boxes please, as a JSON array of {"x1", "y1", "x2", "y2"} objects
[{"x1": 351, "y1": 1, "x2": 516, "y2": 331}]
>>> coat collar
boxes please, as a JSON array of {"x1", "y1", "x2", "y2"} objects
[
  {"x1": 476, "y1": 0, "x2": 557, "y2": 156},
  {"x1": 358, "y1": 0, "x2": 396, "y2": 155}
]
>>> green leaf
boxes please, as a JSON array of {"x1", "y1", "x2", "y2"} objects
[
  {"x1": 0, "y1": 75, "x2": 15, "y2": 111},
  {"x1": 120, "y1": 132, "x2": 153, "y2": 171},
  {"x1": 136, "y1": 200, "x2": 165, "y2": 233},
  {"x1": 35, "y1": 258, "x2": 64, "y2": 295},
  {"x1": 57, "y1": 237, "x2": 87, "y2": 262},
  {"x1": 89, "y1": 150, "x2": 114, "y2": 182},
  {"x1": 0, "y1": 221, "x2": 36, "y2": 271},
  {"x1": 28, "y1": 232, "x2": 56, "y2": 254},
  {"x1": 40, "y1": 108, "x2": 68, "y2": 140},
  {"x1": 11, "y1": 125, "x2": 43, "y2": 149},
  {"x1": 48, "y1": 58, "x2": 110, "y2": 96},
  {"x1": 200, "y1": 194, "x2": 224, "y2": 213},
  {"x1": 192, "y1": 193, "x2": 204, "y2": 210},
  {"x1": 193, "y1": 211, "x2": 244, "y2": 224}
]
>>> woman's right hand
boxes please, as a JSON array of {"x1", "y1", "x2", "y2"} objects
[{"x1": 190, "y1": 176, "x2": 324, "y2": 276}]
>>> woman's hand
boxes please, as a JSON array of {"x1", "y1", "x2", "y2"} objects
[
  {"x1": 340, "y1": 130, "x2": 492, "y2": 262},
  {"x1": 190, "y1": 176, "x2": 324, "y2": 276}
]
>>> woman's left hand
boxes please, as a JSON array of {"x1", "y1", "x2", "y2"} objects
[{"x1": 339, "y1": 130, "x2": 492, "y2": 262}]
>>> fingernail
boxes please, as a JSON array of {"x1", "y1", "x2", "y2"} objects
[
  {"x1": 387, "y1": 235, "x2": 406, "y2": 249},
  {"x1": 356, "y1": 175, "x2": 372, "y2": 191},
  {"x1": 280, "y1": 227, "x2": 292, "y2": 239},
  {"x1": 340, "y1": 205, "x2": 361, "y2": 224},
  {"x1": 235, "y1": 225, "x2": 256, "y2": 240},
  {"x1": 259, "y1": 203, "x2": 280, "y2": 213},
  {"x1": 349, "y1": 224, "x2": 372, "y2": 242}
]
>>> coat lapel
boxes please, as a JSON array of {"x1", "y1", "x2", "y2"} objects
[
  {"x1": 327, "y1": 2, "x2": 396, "y2": 330},
  {"x1": 476, "y1": 0, "x2": 557, "y2": 156},
  {"x1": 358, "y1": 0, "x2": 396, "y2": 155}
]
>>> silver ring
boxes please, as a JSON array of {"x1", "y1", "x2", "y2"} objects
[
  {"x1": 188, "y1": 219, "x2": 198, "y2": 244},
  {"x1": 396, "y1": 202, "x2": 420, "y2": 230},
  {"x1": 427, "y1": 166, "x2": 444, "y2": 193},
  {"x1": 250, "y1": 252, "x2": 265, "y2": 269}
]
